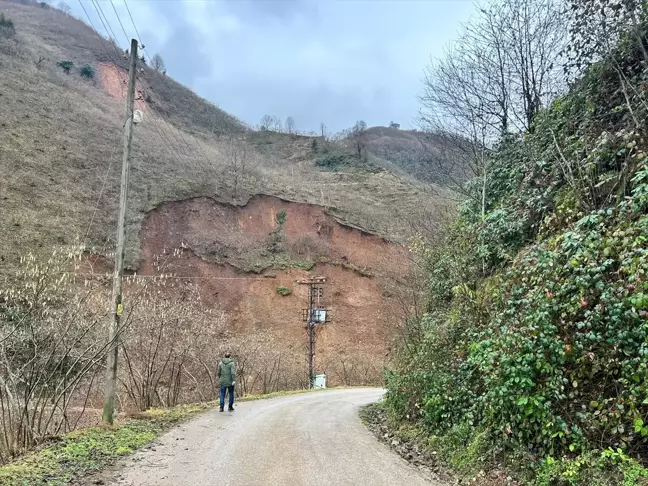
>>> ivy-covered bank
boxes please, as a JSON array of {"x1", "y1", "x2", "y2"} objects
[{"x1": 385, "y1": 20, "x2": 648, "y2": 486}]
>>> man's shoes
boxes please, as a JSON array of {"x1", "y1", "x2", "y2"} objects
[
  {"x1": 219, "y1": 407, "x2": 224, "y2": 412},
  {"x1": 228, "y1": 406, "x2": 234, "y2": 412}
]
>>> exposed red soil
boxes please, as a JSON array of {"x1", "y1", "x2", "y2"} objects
[
  {"x1": 84, "y1": 195, "x2": 413, "y2": 381},
  {"x1": 97, "y1": 62, "x2": 151, "y2": 112}
]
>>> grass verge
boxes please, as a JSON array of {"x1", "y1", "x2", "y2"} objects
[
  {"x1": 238, "y1": 388, "x2": 318, "y2": 402},
  {"x1": 0, "y1": 390, "x2": 318, "y2": 485}
]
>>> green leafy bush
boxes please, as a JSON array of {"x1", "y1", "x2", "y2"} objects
[
  {"x1": 315, "y1": 152, "x2": 354, "y2": 170},
  {"x1": 79, "y1": 63, "x2": 94, "y2": 79},
  {"x1": 57, "y1": 60, "x2": 73, "y2": 74},
  {"x1": 535, "y1": 449, "x2": 648, "y2": 486},
  {"x1": 275, "y1": 209, "x2": 287, "y2": 225},
  {"x1": 0, "y1": 13, "x2": 15, "y2": 38},
  {"x1": 276, "y1": 286, "x2": 292, "y2": 297}
]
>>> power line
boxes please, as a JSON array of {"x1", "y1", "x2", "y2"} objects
[
  {"x1": 67, "y1": 272, "x2": 272, "y2": 281},
  {"x1": 122, "y1": 0, "x2": 143, "y2": 46},
  {"x1": 86, "y1": 0, "x2": 191, "y2": 160},
  {"x1": 77, "y1": 0, "x2": 185, "y2": 184},
  {"x1": 81, "y1": 0, "x2": 195, "y2": 166},
  {"x1": 81, "y1": 129, "x2": 121, "y2": 248},
  {"x1": 111, "y1": 1, "x2": 203, "y2": 160},
  {"x1": 121, "y1": 0, "x2": 224, "y2": 164},
  {"x1": 109, "y1": 0, "x2": 130, "y2": 42},
  {"x1": 76, "y1": 0, "x2": 211, "y2": 252},
  {"x1": 89, "y1": 0, "x2": 121, "y2": 52},
  {"x1": 78, "y1": 0, "x2": 211, "y2": 185}
]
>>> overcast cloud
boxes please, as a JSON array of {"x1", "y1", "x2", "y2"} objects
[{"x1": 75, "y1": 0, "x2": 475, "y2": 133}]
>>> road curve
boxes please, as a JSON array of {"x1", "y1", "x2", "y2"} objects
[{"x1": 111, "y1": 388, "x2": 442, "y2": 486}]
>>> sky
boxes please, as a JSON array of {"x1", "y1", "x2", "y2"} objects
[{"x1": 73, "y1": 0, "x2": 476, "y2": 133}]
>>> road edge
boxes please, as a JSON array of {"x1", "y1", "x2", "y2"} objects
[{"x1": 0, "y1": 390, "x2": 321, "y2": 486}]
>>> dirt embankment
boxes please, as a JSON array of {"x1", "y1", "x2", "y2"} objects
[{"x1": 135, "y1": 195, "x2": 412, "y2": 374}]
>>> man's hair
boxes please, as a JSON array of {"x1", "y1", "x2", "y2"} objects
[{"x1": 224, "y1": 353, "x2": 231, "y2": 358}]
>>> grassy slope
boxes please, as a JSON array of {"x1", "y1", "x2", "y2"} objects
[
  {"x1": 363, "y1": 126, "x2": 470, "y2": 186},
  {"x1": 0, "y1": 1, "x2": 443, "y2": 275}
]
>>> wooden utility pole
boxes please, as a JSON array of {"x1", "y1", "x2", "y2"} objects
[{"x1": 103, "y1": 38, "x2": 138, "y2": 425}]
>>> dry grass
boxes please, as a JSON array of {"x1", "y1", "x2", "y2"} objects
[{"x1": 0, "y1": 0, "x2": 447, "y2": 276}]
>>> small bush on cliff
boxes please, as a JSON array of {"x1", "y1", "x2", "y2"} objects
[
  {"x1": 276, "y1": 286, "x2": 292, "y2": 296},
  {"x1": 315, "y1": 152, "x2": 353, "y2": 170}
]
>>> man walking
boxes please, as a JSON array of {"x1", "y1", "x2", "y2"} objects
[{"x1": 217, "y1": 353, "x2": 236, "y2": 412}]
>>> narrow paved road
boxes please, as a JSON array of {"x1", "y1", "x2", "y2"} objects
[{"x1": 111, "y1": 388, "x2": 442, "y2": 486}]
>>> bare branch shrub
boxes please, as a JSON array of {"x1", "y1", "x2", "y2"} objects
[
  {"x1": 222, "y1": 135, "x2": 259, "y2": 198},
  {"x1": 0, "y1": 247, "x2": 109, "y2": 462},
  {"x1": 323, "y1": 349, "x2": 384, "y2": 387},
  {"x1": 231, "y1": 330, "x2": 306, "y2": 395},
  {"x1": 120, "y1": 284, "x2": 227, "y2": 410},
  {"x1": 151, "y1": 53, "x2": 165, "y2": 73}
]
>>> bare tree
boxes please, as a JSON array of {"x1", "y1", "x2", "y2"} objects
[
  {"x1": 57, "y1": 1, "x2": 71, "y2": 14},
  {"x1": 259, "y1": 114, "x2": 283, "y2": 132},
  {"x1": 270, "y1": 115, "x2": 283, "y2": 132},
  {"x1": 320, "y1": 122, "x2": 327, "y2": 138},
  {"x1": 151, "y1": 53, "x2": 165, "y2": 73},
  {"x1": 223, "y1": 135, "x2": 258, "y2": 197},
  {"x1": 260, "y1": 114, "x2": 273, "y2": 131},
  {"x1": 501, "y1": 0, "x2": 566, "y2": 130},
  {"x1": 350, "y1": 120, "x2": 368, "y2": 160},
  {"x1": 285, "y1": 116, "x2": 295, "y2": 134},
  {"x1": 419, "y1": 0, "x2": 565, "y2": 215}
]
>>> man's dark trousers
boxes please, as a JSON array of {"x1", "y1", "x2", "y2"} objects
[{"x1": 220, "y1": 385, "x2": 235, "y2": 410}]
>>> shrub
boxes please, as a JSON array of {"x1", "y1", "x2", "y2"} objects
[
  {"x1": 315, "y1": 152, "x2": 353, "y2": 170},
  {"x1": 276, "y1": 286, "x2": 292, "y2": 297},
  {"x1": 275, "y1": 209, "x2": 287, "y2": 225},
  {"x1": 79, "y1": 64, "x2": 94, "y2": 79},
  {"x1": 0, "y1": 248, "x2": 108, "y2": 462},
  {"x1": 0, "y1": 13, "x2": 15, "y2": 38},
  {"x1": 57, "y1": 60, "x2": 73, "y2": 74}
]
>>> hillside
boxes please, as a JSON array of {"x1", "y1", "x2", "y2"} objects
[
  {"x1": 0, "y1": 0, "x2": 449, "y2": 410},
  {"x1": 362, "y1": 126, "x2": 470, "y2": 186},
  {"x1": 384, "y1": 7, "x2": 648, "y2": 486},
  {"x1": 0, "y1": 0, "x2": 444, "y2": 275}
]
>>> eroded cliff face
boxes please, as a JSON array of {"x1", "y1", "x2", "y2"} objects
[{"x1": 104, "y1": 195, "x2": 413, "y2": 384}]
